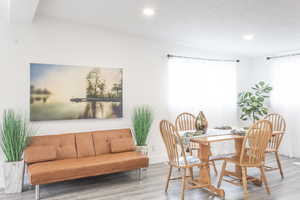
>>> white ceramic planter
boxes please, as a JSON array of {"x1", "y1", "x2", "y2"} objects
[
  {"x1": 3, "y1": 160, "x2": 25, "y2": 193},
  {"x1": 136, "y1": 145, "x2": 148, "y2": 156}
]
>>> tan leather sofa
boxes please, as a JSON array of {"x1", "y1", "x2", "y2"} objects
[{"x1": 24, "y1": 128, "x2": 149, "y2": 200}]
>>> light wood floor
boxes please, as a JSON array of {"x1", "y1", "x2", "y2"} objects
[{"x1": 1, "y1": 155, "x2": 300, "y2": 200}]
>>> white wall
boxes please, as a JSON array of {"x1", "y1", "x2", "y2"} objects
[
  {"x1": 237, "y1": 57, "x2": 271, "y2": 90},
  {"x1": 0, "y1": 16, "x2": 245, "y2": 188}
]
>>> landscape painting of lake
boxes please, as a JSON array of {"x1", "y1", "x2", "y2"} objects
[{"x1": 30, "y1": 63, "x2": 123, "y2": 121}]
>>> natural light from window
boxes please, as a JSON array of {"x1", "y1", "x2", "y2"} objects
[
  {"x1": 270, "y1": 56, "x2": 300, "y2": 157},
  {"x1": 168, "y1": 57, "x2": 237, "y2": 126}
]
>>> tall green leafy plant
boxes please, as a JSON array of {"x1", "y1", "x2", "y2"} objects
[
  {"x1": 132, "y1": 106, "x2": 153, "y2": 146},
  {"x1": 238, "y1": 81, "x2": 273, "y2": 123},
  {"x1": 0, "y1": 110, "x2": 35, "y2": 162}
]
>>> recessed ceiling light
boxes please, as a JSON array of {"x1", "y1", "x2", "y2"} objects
[
  {"x1": 243, "y1": 34, "x2": 255, "y2": 40},
  {"x1": 143, "y1": 8, "x2": 155, "y2": 16}
]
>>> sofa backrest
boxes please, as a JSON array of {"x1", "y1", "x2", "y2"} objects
[
  {"x1": 92, "y1": 129, "x2": 133, "y2": 156},
  {"x1": 75, "y1": 132, "x2": 95, "y2": 158},
  {"x1": 29, "y1": 133, "x2": 77, "y2": 160},
  {"x1": 25, "y1": 128, "x2": 134, "y2": 163}
]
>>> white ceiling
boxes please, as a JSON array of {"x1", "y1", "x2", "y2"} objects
[{"x1": 34, "y1": 0, "x2": 300, "y2": 56}]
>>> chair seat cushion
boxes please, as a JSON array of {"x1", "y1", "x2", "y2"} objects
[
  {"x1": 28, "y1": 151, "x2": 148, "y2": 185},
  {"x1": 179, "y1": 155, "x2": 200, "y2": 166}
]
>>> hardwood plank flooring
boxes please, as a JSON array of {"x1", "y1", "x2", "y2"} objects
[{"x1": 1, "y1": 155, "x2": 300, "y2": 200}]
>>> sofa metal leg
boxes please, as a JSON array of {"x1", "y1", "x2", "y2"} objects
[
  {"x1": 137, "y1": 168, "x2": 142, "y2": 180},
  {"x1": 29, "y1": 184, "x2": 34, "y2": 190},
  {"x1": 35, "y1": 185, "x2": 40, "y2": 200}
]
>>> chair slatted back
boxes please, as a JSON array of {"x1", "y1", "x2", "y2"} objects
[
  {"x1": 160, "y1": 120, "x2": 187, "y2": 167},
  {"x1": 175, "y1": 113, "x2": 198, "y2": 150},
  {"x1": 240, "y1": 120, "x2": 272, "y2": 165},
  {"x1": 264, "y1": 113, "x2": 286, "y2": 151},
  {"x1": 175, "y1": 112, "x2": 196, "y2": 131}
]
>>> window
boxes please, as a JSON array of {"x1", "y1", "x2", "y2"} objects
[
  {"x1": 270, "y1": 56, "x2": 300, "y2": 157},
  {"x1": 168, "y1": 57, "x2": 237, "y2": 126}
]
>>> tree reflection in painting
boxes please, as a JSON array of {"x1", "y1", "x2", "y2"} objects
[{"x1": 30, "y1": 63, "x2": 123, "y2": 121}]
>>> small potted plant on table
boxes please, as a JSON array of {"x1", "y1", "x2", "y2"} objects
[
  {"x1": 0, "y1": 110, "x2": 35, "y2": 193},
  {"x1": 132, "y1": 106, "x2": 153, "y2": 155}
]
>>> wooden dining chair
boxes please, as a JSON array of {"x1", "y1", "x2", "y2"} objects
[
  {"x1": 264, "y1": 113, "x2": 286, "y2": 178},
  {"x1": 175, "y1": 112, "x2": 218, "y2": 176},
  {"x1": 217, "y1": 120, "x2": 273, "y2": 199},
  {"x1": 160, "y1": 120, "x2": 205, "y2": 200}
]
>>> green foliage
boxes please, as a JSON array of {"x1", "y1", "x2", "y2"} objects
[
  {"x1": 86, "y1": 69, "x2": 105, "y2": 98},
  {"x1": 132, "y1": 106, "x2": 153, "y2": 146},
  {"x1": 0, "y1": 110, "x2": 36, "y2": 162},
  {"x1": 112, "y1": 83, "x2": 122, "y2": 97},
  {"x1": 86, "y1": 69, "x2": 123, "y2": 98},
  {"x1": 238, "y1": 81, "x2": 273, "y2": 123}
]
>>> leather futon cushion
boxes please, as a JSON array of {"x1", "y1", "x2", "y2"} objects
[
  {"x1": 25, "y1": 146, "x2": 57, "y2": 164},
  {"x1": 110, "y1": 137, "x2": 136, "y2": 153},
  {"x1": 75, "y1": 132, "x2": 95, "y2": 158},
  {"x1": 27, "y1": 134, "x2": 77, "y2": 160},
  {"x1": 92, "y1": 129, "x2": 133, "y2": 155},
  {"x1": 28, "y1": 151, "x2": 149, "y2": 185},
  {"x1": 92, "y1": 134, "x2": 110, "y2": 155}
]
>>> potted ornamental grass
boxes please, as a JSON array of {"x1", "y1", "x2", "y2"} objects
[
  {"x1": 0, "y1": 110, "x2": 35, "y2": 193},
  {"x1": 132, "y1": 106, "x2": 153, "y2": 155}
]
